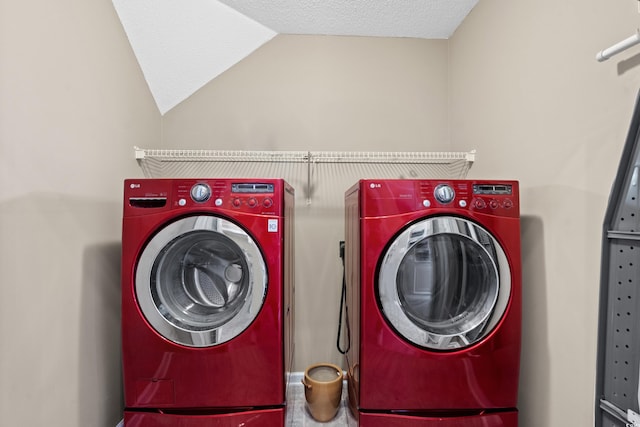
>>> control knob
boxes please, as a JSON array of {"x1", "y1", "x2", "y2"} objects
[
  {"x1": 191, "y1": 183, "x2": 211, "y2": 203},
  {"x1": 434, "y1": 184, "x2": 455, "y2": 204}
]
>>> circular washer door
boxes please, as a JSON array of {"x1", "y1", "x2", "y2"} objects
[
  {"x1": 378, "y1": 216, "x2": 511, "y2": 350},
  {"x1": 136, "y1": 215, "x2": 267, "y2": 347}
]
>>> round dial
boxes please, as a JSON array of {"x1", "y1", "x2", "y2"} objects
[
  {"x1": 434, "y1": 184, "x2": 455, "y2": 204},
  {"x1": 190, "y1": 183, "x2": 211, "y2": 203},
  {"x1": 473, "y1": 198, "x2": 487, "y2": 209}
]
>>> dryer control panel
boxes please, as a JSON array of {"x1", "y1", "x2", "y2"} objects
[
  {"x1": 470, "y1": 183, "x2": 515, "y2": 213},
  {"x1": 357, "y1": 179, "x2": 519, "y2": 218}
]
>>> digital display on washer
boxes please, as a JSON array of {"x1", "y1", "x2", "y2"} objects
[
  {"x1": 473, "y1": 184, "x2": 512, "y2": 195},
  {"x1": 232, "y1": 183, "x2": 274, "y2": 193}
]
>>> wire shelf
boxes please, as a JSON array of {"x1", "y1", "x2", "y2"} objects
[{"x1": 134, "y1": 147, "x2": 475, "y2": 205}]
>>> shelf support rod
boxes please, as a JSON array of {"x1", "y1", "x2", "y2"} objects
[
  {"x1": 306, "y1": 151, "x2": 312, "y2": 206},
  {"x1": 596, "y1": 30, "x2": 640, "y2": 62}
]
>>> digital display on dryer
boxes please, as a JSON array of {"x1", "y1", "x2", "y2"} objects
[
  {"x1": 473, "y1": 184, "x2": 512, "y2": 195},
  {"x1": 232, "y1": 183, "x2": 274, "y2": 193}
]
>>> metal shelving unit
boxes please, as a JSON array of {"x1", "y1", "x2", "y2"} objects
[
  {"x1": 596, "y1": 90, "x2": 640, "y2": 427},
  {"x1": 134, "y1": 147, "x2": 476, "y2": 205}
]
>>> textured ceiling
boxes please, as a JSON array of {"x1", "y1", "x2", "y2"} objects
[
  {"x1": 112, "y1": 0, "x2": 479, "y2": 114},
  {"x1": 217, "y1": 0, "x2": 479, "y2": 39}
]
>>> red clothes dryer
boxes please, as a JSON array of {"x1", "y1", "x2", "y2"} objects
[
  {"x1": 344, "y1": 180, "x2": 521, "y2": 426},
  {"x1": 121, "y1": 178, "x2": 295, "y2": 426}
]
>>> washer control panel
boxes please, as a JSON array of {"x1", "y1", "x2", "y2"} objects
[
  {"x1": 124, "y1": 179, "x2": 282, "y2": 215},
  {"x1": 181, "y1": 181, "x2": 277, "y2": 213}
]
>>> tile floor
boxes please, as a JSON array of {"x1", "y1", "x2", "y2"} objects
[{"x1": 286, "y1": 372, "x2": 355, "y2": 427}]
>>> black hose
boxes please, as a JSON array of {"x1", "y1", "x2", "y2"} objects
[{"x1": 337, "y1": 241, "x2": 351, "y2": 355}]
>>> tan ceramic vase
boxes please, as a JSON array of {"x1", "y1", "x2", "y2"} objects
[{"x1": 302, "y1": 363, "x2": 344, "y2": 422}]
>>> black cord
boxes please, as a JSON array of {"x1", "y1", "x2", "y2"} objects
[{"x1": 337, "y1": 241, "x2": 351, "y2": 355}]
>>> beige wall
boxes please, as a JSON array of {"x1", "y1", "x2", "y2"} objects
[
  {"x1": 3, "y1": 0, "x2": 640, "y2": 426},
  {"x1": 162, "y1": 35, "x2": 450, "y2": 151},
  {"x1": 450, "y1": 1, "x2": 640, "y2": 426},
  {"x1": 0, "y1": 1, "x2": 159, "y2": 426}
]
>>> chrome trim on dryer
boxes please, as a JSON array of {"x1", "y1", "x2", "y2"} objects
[
  {"x1": 378, "y1": 216, "x2": 511, "y2": 350},
  {"x1": 135, "y1": 215, "x2": 267, "y2": 347}
]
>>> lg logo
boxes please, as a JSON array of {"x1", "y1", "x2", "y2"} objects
[
  {"x1": 369, "y1": 183, "x2": 381, "y2": 189},
  {"x1": 130, "y1": 183, "x2": 141, "y2": 189}
]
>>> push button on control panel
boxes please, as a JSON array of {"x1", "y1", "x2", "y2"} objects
[
  {"x1": 473, "y1": 198, "x2": 487, "y2": 210},
  {"x1": 472, "y1": 197, "x2": 513, "y2": 210}
]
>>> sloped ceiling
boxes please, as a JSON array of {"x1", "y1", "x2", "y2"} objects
[{"x1": 112, "y1": 0, "x2": 479, "y2": 114}]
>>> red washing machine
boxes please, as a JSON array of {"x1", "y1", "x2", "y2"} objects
[
  {"x1": 344, "y1": 179, "x2": 521, "y2": 426},
  {"x1": 121, "y1": 178, "x2": 295, "y2": 427}
]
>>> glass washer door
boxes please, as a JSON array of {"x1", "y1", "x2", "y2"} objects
[
  {"x1": 378, "y1": 216, "x2": 511, "y2": 350},
  {"x1": 136, "y1": 215, "x2": 267, "y2": 347}
]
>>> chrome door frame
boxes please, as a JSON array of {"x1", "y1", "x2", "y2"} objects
[
  {"x1": 136, "y1": 215, "x2": 267, "y2": 347},
  {"x1": 378, "y1": 216, "x2": 511, "y2": 350}
]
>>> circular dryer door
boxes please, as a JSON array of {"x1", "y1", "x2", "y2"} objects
[
  {"x1": 136, "y1": 215, "x2": 267, "y2": 347},
  {"x1": 378, "y1": 216, "x2": 511, "y2": 350}
]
